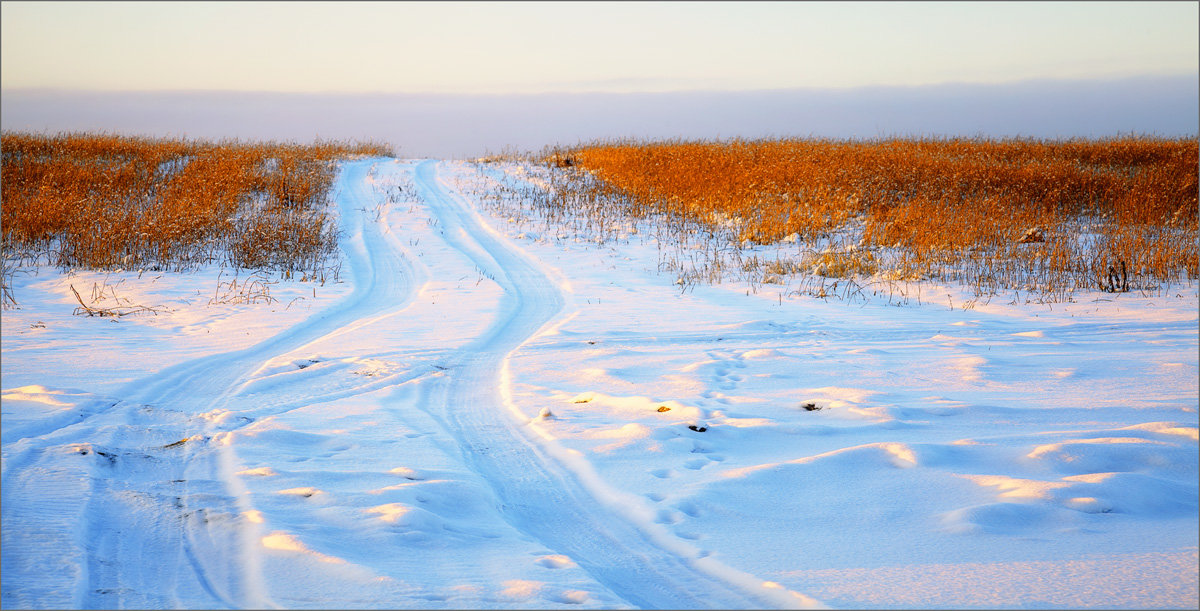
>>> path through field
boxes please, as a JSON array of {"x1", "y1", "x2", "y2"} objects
[
  {"x1": 3, "y1": 158, "x2": 1196, "y2": 610},
  {"x1": 1, "y1": 159, "x2": 810, "y2": 609}
]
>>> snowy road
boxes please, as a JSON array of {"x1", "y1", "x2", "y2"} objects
[
  {"x1": 2, "y1": 159, "x2": 813, "y2": 609},
  {"x1": 408, "y1": 160, "x2": 806, "y2": 609},
  {"x1": 3, "y1": 158, "x2": 424, "y2": 608},
  {"x1": 3, "y1": 158, "x2": 1196, "y2": 609}
]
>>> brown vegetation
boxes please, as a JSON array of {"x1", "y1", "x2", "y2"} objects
[
  {"x1": 535, "y1": 136, "x2": 1197, "y2": 299},
  {"x1": 1, "y1": 132, "x2": 392, "y2": 278}
]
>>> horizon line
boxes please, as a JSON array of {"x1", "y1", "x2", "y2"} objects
[{"x1": 4, "y1": 72, "x2": 1197, "y2": 99}]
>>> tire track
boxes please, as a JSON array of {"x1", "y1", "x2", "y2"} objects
[
  {"x1": 6, "y1": 158, "x2": 811, "y2": 608},
  {"x1": 164, "y1": 158, "x2": 423, "y2": 607},
  {"x1": 2, "y1": 158, "x2": 419, "y2": 609},
  {"x1": 411, "y1": 160, "x2": 800, "y2": 609}
]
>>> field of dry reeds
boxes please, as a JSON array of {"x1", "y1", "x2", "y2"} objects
[
  {"x1": 1, "y1": 132, "x2": 391, "y2": 280},
  {"x1": 521, "y1": 136, "x2": 1196, "y2": 302}
]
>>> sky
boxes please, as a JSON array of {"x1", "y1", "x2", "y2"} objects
[
  {"x1": 1, "y1": 1, "x2": 1197, "y2": 157},
  {"x1": 2, "y1": 1, "x2": 1196, "y2": 94}
]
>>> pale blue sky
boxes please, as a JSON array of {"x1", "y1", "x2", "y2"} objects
[{"x1": 2, "y1": 1, "x2": 1197, "y2": 94}]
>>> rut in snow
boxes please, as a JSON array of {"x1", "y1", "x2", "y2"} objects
[
  {"x1": 3, "y1": 159, "x2": 805, "y2": 609},
  {"x1": 407, "y1": 160, "x2": 792, "y2": 609},
  {"x1": 1, "y1": 159, "x2": 419, "y2": 609}
]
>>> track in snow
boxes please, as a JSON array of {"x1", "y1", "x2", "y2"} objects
[
  {"x1": 408, "y1": 160, "x2": 794, "y2": 609},
  {"x1": 2, "y1": 159, "x2": 804, "y2": 609},
  {"x1": 2, "y1": 159, "x2": 420, "y2": 609}
]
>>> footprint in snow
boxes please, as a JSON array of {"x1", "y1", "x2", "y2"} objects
[
  {"x1": 675, "y1": 500, "x2": 702, "y2": 518},
  {"x1": 655, "y1": 509, "x2": 682, "y2": 524},
  {"x1": 535, "y1": 554, "x2": 577, "y2": 569}
]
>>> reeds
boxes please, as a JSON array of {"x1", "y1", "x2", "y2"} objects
[
  {"x1": 1, "y1": 132, "x2": 392, "y2": 279},
  {"x1": 532, "y1": 136, "x2": 1197, "y2": 300}
]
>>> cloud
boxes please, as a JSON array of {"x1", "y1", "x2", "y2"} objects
[{"x1": 3, "y1": 75, "x2": 1195, "y2": 158}]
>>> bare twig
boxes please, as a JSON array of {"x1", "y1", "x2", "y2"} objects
[{"x1": 70, "y1": 283, "x2": 166, "y2": 317}]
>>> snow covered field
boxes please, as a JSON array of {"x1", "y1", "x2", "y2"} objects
[{"x1": 2, "y1": 158, "x2": 1197, "y2": 609}]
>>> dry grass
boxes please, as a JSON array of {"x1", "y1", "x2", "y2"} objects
[
  {"x1": 534, "y1": 136, "x2": 1197, "y2": 300},
  {"x1": 2, "y1": 132, "x2": 392, "y2": 280}
]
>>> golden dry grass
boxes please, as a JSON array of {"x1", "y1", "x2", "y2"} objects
[
  {"x1": 2, "y1": 132, "x2": 392, "y2": 277},
  {"x1": 540, "y1": 136, "x2": 1197, "y2": 298}
]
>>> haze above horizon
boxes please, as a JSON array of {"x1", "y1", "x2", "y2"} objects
[{"x1": 2, "y1": 1, "x2": 1197, "y2": 95}]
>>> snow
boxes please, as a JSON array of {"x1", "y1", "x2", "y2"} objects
[{"x1": 3, "y1": 158, "x2": 1197, "y2": 609}]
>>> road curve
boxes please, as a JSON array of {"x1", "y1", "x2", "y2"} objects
[
  {"x1": 410, "y1": 160, "x2": 788, "y2": 609},
  {"x1": 2, "y1": 159, "x2": 805, "y2": 610}
]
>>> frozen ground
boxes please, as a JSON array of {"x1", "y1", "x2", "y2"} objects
[{"x1": 2, "y1": 158, "x2": 1197, "y2": 609}]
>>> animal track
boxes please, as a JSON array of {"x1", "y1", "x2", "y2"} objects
[
  {"x1": 706, "y1": 349, "x2": 750, "y2": 391},
  {"x1": 655, "y1": 509, "x2": 682, "y2": 524}
]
